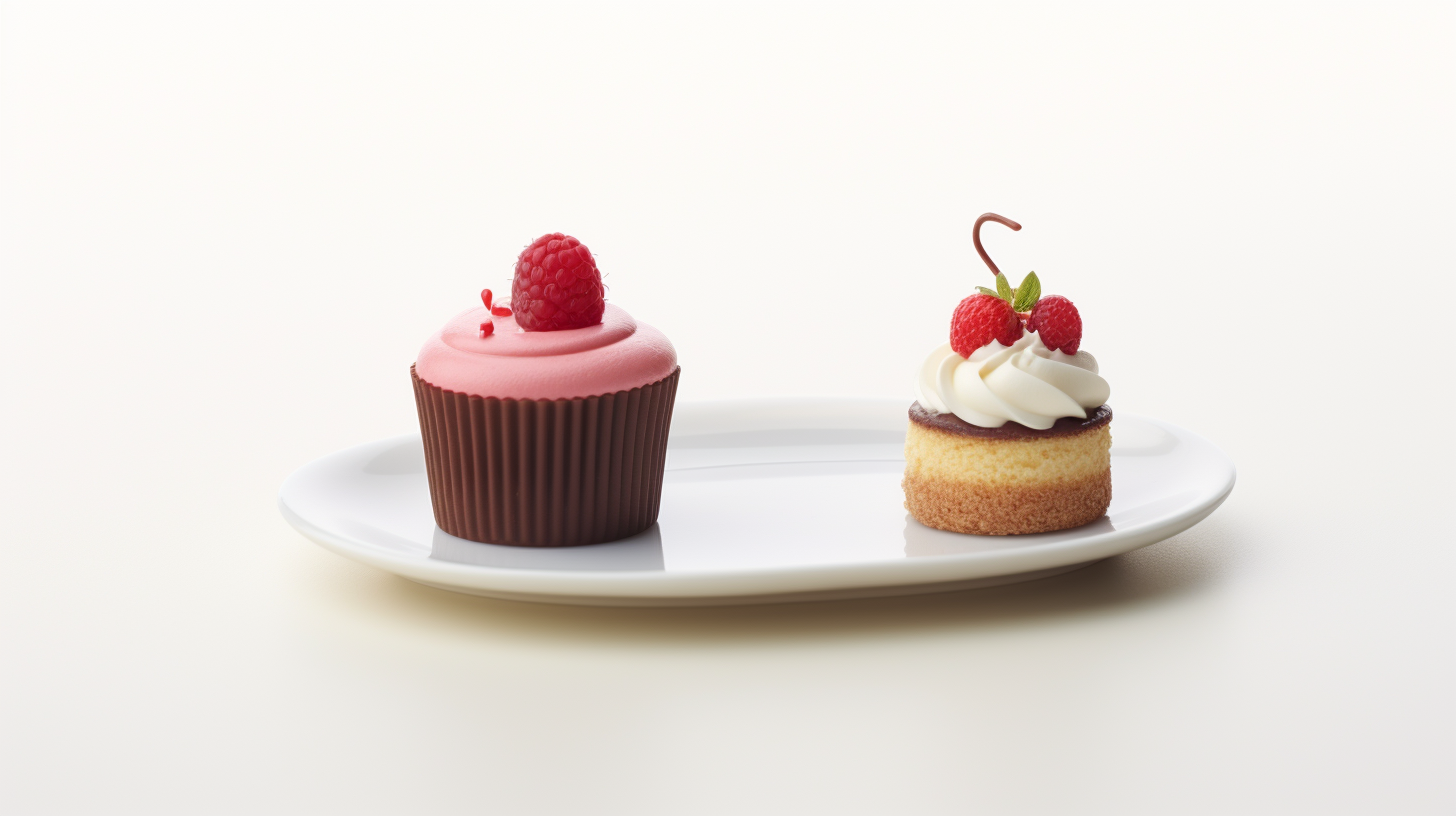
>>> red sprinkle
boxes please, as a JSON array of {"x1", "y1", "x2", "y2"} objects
[
  {"x1": 479, "y1": 320, "x2": 494, "y2": 337},
  {"x1": 491, "y1": 303, "x2": 512, "y2": 317},
  {"x1": 480, "y1": 289, "x2": 494, "y2": 310}
]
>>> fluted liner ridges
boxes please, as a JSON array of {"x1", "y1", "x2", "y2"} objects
[{"x1": 411, "y1": 365, "x2": 680, "y2": 547}]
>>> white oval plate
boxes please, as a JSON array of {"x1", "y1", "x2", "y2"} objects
[{"x1": 279, "y1": 398, "x2": 1235, "y2": 606}]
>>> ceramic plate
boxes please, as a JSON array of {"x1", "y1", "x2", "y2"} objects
[{"x1": 279, "y1": 398, "x2": 1235, "y2": 606}]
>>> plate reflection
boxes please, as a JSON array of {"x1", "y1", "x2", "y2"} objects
[{"x1": 430, "y1": 523, "x2": 666, "y2": 571}]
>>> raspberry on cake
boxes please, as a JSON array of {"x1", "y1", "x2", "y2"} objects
[
  {"x1": 951, "y1": 293, "x2": 1023, "y2": 356},
  {"x1": 1026, "y1": 295, "x2": 1082, "y2": 354},
  {"x1": 903, "y1": 213, "x2": 1112, "y2": 535},
  {"x1": 511, "y1": 233, "x2": 607, "y2": 332}
]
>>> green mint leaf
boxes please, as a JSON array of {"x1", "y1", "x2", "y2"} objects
[
  {"x1": 975, "y1": 286, "x2": 1001, "y2": 298},
  {"x1": 995, "y1": 274, "x2": 1014, "y2": 302},
  {"x1": 1013, "y1": 271, "x2": 1041, "y2": 312}
]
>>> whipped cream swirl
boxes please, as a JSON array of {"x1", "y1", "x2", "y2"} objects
[{"x1": 915, "y1": 331, "x2": 1111, "y2": 429}]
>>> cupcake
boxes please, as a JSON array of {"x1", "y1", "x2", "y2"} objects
[
  {"x1": 412, "y1": 233, "x2": 679, "y2": 547},
  {"x1": 903, "y1": 213, "x2": 1111, "y2": 535}
]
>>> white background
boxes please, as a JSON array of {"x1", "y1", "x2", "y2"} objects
[{"x1": 3, "y1": 2, "x2": 1454, "y2": 813}]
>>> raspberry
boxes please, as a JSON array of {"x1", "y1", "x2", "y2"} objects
[
  {"x1": 1027, "y1": 295, "x2": 1082, "y2": 354},
  {"x1": 510, "y1": 233, "x2": 605, "y2": 332},
  {"x1": 950, "y1": 293, "x2": 1023, "y2": 357}
]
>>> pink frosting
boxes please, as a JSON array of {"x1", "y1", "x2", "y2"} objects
[{"x1": 414, "y1": 303, "x2": 678, "y2": 400}]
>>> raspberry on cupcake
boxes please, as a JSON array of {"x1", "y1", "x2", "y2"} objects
[
  {"x1": 510, "y1": 233, "x2": 607, "y2": 331},
  {"x1": 903, "y1": 213, "x2": 1112, "y2": 535}
]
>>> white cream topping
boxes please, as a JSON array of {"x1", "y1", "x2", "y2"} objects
[{"x1": 914, "y1": 330, "x2": 1111, "y2": 429}]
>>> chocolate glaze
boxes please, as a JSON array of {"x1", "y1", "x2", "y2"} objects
[{"x1": 910, "y1": 402, "x2": 1112, "y2": 439}]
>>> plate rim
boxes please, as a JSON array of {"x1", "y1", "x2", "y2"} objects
[{"x1": 279, "y1": 400, "x2": 1236, "y2": 603}]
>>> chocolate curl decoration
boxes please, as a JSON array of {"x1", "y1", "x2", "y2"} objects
[{"x1": 973, "y1": 213, "x2": 1022, "y2": 278}]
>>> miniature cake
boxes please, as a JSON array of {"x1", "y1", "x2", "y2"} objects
[
  {"x1": 903, "y1": 213, "x2": 1112, "y2": 535},
  {"x1": 413, "y1": 233, "x2": 679, "y2": 547}
]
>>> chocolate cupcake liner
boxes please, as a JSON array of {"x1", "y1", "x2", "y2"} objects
[{"x1": 411, "y1": 365, "x2": 680, "y2": 547}]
